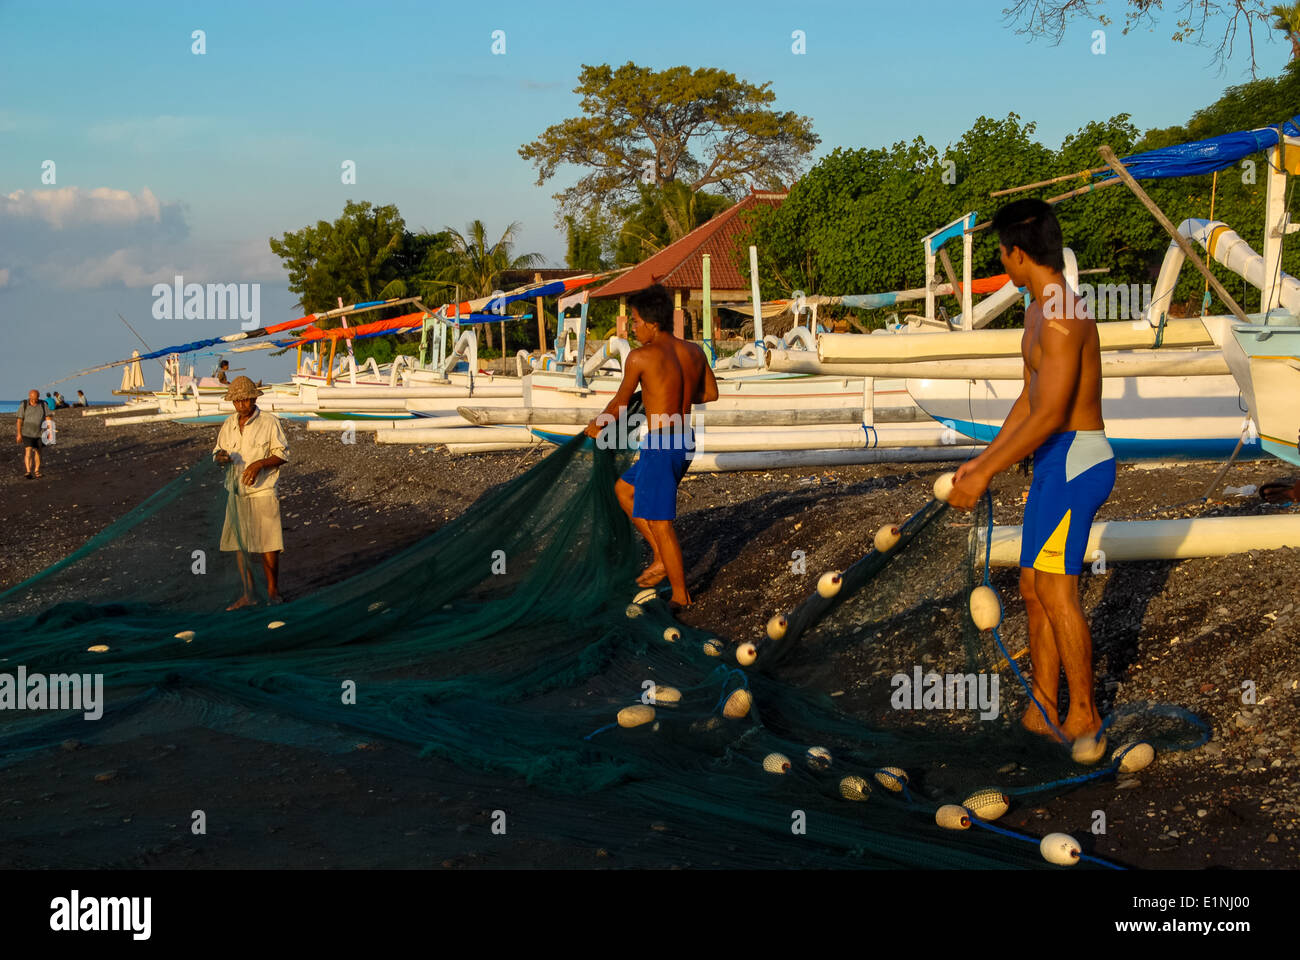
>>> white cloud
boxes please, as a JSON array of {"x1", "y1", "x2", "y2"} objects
[
  {"x1": 0, "y1": 186, "x2": 283, "y2": 292},
  {"x1": 2, "y1": 186, "x2": 163, "y2": 230},
  {"x1": 56, "y1": 249, "x2": 181, "y2": 290}
]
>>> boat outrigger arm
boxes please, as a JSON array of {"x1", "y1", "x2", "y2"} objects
[{"x1": 1131, "y1": 129, "x2": 1300, "y2": 467}]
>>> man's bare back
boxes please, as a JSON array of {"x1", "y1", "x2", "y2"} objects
[
  {"x1": 1023, "y1": 288, "x2": 1104, "y2": 433},
  {"x1": 631, "y1": 332, "x2": 710, "y2": 428}
]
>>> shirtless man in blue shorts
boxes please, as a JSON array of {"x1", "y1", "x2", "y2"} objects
[
  {"x1": 585, "y1": 284, "x2": 719, "y2": 609},
  {"x1": 947, "y1": 199, "x2": 1114, "y2": 745}
]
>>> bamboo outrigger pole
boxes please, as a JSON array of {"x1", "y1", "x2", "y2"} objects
[
  {"x1": 989, "y1": 165, "x2": 1110, "y2": 197},
  {"x1": 1097, "y1": 144, "x2": 1253, "y2": 326},
  {"x1": 973, "y1": 170, "x2": 1124, "y2": 232}
]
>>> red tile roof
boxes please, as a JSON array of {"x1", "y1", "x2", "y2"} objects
[{"x1": 593, "y1": 188, "x2": 787, "y2": 298}]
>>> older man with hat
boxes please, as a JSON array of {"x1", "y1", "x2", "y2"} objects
[{"x1": 213, "y1": 376, "x2": 289, "y2": 609}]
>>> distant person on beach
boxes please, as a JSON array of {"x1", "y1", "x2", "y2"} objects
[
  {"x1": 213, "y1": 376, "x2": 289, "y2": 610},
  {"x1": 74, "y1": 390, "x2": 88, "y2": 407},
  {"x1": 215, "y1": 360, "x2": 230, "y2": 384},
  {"x1": 946, "y1": 199, "x2": 1113, "y2": 748},
  {"x1": 15, "y1": 389, "x2": 51, "y2": 480},
  {"x1": 584, "y1": 284, "x2": 719, "y2": 611},
  {"x1": 53, "y1": 392, "x2": 69, "y2": 409}
]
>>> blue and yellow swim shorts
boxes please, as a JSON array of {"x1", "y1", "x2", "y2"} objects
[{"x1": 1020, "y1": 429, "x2": 1116, "y2": 575}]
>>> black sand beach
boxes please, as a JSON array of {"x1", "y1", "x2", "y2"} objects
[{"x1": 2, "y1": 410, "x2": 1298, "y2": 868}]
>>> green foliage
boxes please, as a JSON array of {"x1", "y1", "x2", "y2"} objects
[
  {"x1": 269, "y1": 201, "x2": 436, "y2": 315},
  {"x1": 520, "y1": 62, "x2": 818, "y2": 235},
  {"x1": 565, "y1": 213, "x2": 611, "y2": 272},
  {"x1": 612, "y1": 183, "x2": 732, "y2": 266},
  {"x1": 750, "y1": 61, "x2": 1300, "y2": 323},
  {"x1": 435, "y1": 220, "x2": 543, "y2": 352}
]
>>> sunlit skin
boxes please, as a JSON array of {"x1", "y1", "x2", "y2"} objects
[
  {"x1": 15, "y1": 389, "x2": 50, "y2": 478},
  {"x1": 215, "y1": 396, "x2": 287, "y2": 610},
  {"x1": 946, "y1": 242, "x2": 1105, "y2": 743},
  {"x1": 584, "y1": 307, "x2": 719, "y2": 606}
]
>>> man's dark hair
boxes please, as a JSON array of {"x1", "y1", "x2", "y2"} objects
[
  {"x1": 219, "y1": 360, "x2": 229, "y2": 367},
  {"x1": 626, "y1": 284, "x2": 674, "y2": 329},
  {"x1": 992, "y1": 198, "x2": 1065, "y2": 272}
]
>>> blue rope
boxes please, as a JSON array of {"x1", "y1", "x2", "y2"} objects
[
  {"x1": 710, "y1": 668, "x2": 752, "y2": 714},
  {"x1": 980, "y1": 492, "x2": 1069, "y2": 743},
  {"x1": 966, "y1": 814, "x2": 1125, "y2": 870},
  {"x1": 583, "y1": 722, "x2": 617, "y2": 741}
]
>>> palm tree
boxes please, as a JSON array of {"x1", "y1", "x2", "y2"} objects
[
  {"x1": 438, "y1": 221, "x2": 543, "y2": 352},
  {"x1": 1271, "y1": 3, "x2": 1300, "y2": 60}
]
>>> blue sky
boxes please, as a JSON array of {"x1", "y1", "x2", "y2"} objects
[{"x1": 0, "y1": 0, "x2": 1291, "y2": 397}]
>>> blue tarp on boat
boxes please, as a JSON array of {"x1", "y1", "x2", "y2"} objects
[{"x1": 1107, "y1": 116, "x2": 1300, "y2": 182}]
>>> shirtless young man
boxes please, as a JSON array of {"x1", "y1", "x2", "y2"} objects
[
  {"x1": 946, "y1": 199, "x2": 1114, "y2": 745},
  {"x1": 584, "y1": 284, "x2": 719, "y2": 609}
]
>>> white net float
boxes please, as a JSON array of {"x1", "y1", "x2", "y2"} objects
[
  {"x1": 817, "y1": 571, "x2": 843, "y2": 598},
  {"x1": 1071, "y1": 733, "x2": 1107, "y2": 765},
  {"x1": 874, "y1": 766, "x2": 908, "y2": 792},
  {"x1": 962, "y1": 788, "x2": 1009, "y2": 821},
  {"x1": 968, "y1": 585, "x2": 1002, "y2": 631},
  {"x1": 935, "y1": 804, "x2": 971, "y2": 830},
  {"x1": 1113, "y1": 741, "x2": 1155, "y2": 773},
  {"x1": 1040, "y1": 832, "x2": 1082, "y2": 866},
  {"x1": 617, "y1": 705, "x2": 656, "y2": 728},
  {"x1": 766, "y1": 614, "x2": 788, "y2": 641},
  {"x1": 839, "y1": 775, "x2": 871, "y2": 801},
  {"x1": 762, "y1": 752, "x2": 792, "y2": 774},
  {"x1": 806, "y1": 746, "x2": 832, "y2": 771},
  {"x1": 933, "y1": 472, "x2": 955, "y2": 502},
  {"x1": 650, "y1": 685, "x2": 681, "y2": 705},
  {"x1": 722, "y1": 689, "x2": 752, "y2": 718},
  {"x1": 873, "y1": 524, "x2": 901, "y2": 552}
]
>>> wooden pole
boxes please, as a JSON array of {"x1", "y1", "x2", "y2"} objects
[
  {"x1": 937, "y1": 248, "x2": 962, "y2": 299},
  {"x1": 534, "y1": 272, "x2": 545, "y2": 355},
  {"x1": 749, "y1": 245, "x2": 764, "y2": 344},
  {"x1": 326, "y1": 336, "x2": 337, "y2": 386},
  {"x1": 1203, "y1": 170, "x2": 1218, "y2": 315},
  {"x1": 972, "y1": 176, "x2": 1125, "y2": 233},
  {"x1": 1098, "y1": 144, "x2": 1252, "y2": 327},
  {"x1": 990, "y1": 165, "x2": 1109, "y2": 197},
  {"x1": 702, "y1": 254, "x2": 715, "y2": 367}
]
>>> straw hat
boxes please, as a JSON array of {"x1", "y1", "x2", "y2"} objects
[{"x1": 223, "y1": 376, "x2": 263, "y2": 401}]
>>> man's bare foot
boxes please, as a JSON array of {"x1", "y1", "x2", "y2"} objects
[
  {"x1": 636, "y1": 562, "x2": 666, "y2": 588},
  {"x1": 1060, "y1": 710, "x2": 1102, "y2": 744},
  {"x1": 225, "y1": 595, "x2": 257, "y2": 611},
  {"x1": 267, "y1": 593, "x2": 284, "y2": 606},
  {"x1": 1021, "y1": 700, "x2": 1064, "y2": 741},
  {"x1": 667, "y1": 597, "x2": 692, "y2": 614},
  {"x1": 1261, "y1": 480, "x2": 1299, "y2": 504}
]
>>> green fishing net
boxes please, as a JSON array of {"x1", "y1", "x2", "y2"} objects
[{"x1": 0, "y1": 432, "x2": 1206, "y2": 868}]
